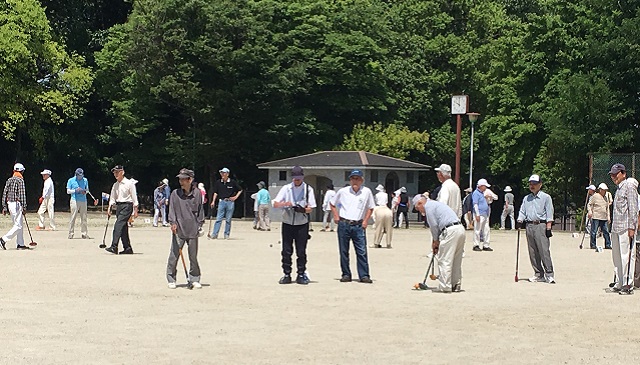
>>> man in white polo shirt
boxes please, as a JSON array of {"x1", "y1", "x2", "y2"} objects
[
  {"x1": 37, "y1": 169, "x2": 56, "y2": 231},
  {"x1": 435, "y1": 163, "x2": 462, "y2": 219},
  {"x1": 330, "y1": 169, "x2": 376, "y2": 283},
  {"x1": 105, "y1": 165, "x2": 139, "y2": 255}
]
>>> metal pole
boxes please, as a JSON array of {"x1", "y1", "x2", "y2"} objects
[
  {"x1": 455, "y1": 114, "x2": 462, "y2": 185},
  {"x1": 469, "y1": 120, "x2": 474, "y2": 190}
]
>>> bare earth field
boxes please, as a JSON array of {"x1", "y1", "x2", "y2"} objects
[{"x1": 1, "y1": 212, "x2": 639, "y2": 364}]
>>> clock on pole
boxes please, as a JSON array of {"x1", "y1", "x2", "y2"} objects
[{"x1": 451, "y1": 95, "x2": 468, "y2": 185}]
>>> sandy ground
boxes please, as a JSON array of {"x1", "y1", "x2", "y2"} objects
[{"x1": 0, "y1": 211, "x2": 639, "y2": 364}]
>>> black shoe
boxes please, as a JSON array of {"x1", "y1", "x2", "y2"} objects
[
  {"x1": 359, "y1": 276, "x2": 373, "y2": 283},
  {"x1": 609, "y1": 282, "x2": 616, "y2": 288},
  {"x1": 473, "y1": 246, "x2": 482, "y2": 251},
  {"x1": 105, "y1": 246, "x2": 118, "y2": 255},
  {"x1": 279, "y1": 275, "x2": 292, "y2": 284},
  {"x1": 452, "y1": 283, "x2": 461, "y2": 292},
  {"x1": 296, "y1": 274, "x2": 309, "y2": 285},
  {"x1": 16, "y1": 245, "x2": 31, "y2": 250},
  {"x1": 482, "y1": 247, "x2": 494, "y2": 252},
  {"x1": 619, "y1": 285, "x2": 634, "y2": 295},
  {"x1": 119, "y1": 248, "x2": 134, "y2": 255},
  {"x1": 605, "y1": 246, "x2": 612, "y2": 249},
  {"x1": 340, "y1": 275, "x2": 352, "y2": 282},
  {"x1": 0, "y1": 238, "x2": 5, "y2": 250}
]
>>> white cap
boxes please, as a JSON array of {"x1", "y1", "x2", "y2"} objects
[
  {"x1": 13, "y1": 163, "x2": 25, "y2": 172},
  {"x1": 198, "y1": 183, "x2": 205, "y2": 189},
  {"x1": 586, "y1": 184, "x2": 596, "y2": 191},
  {"x1": 464, "y1": 187, "x2": 472, "y2": 193},
  {"x1": 375, "y1": 184, "x2": 385, "y2": 192},
  {"x1": 504, "y1": 186, "x2": 512, "y2": 192},
  {"x1": 412, "y1": 194, "x2": 426, "y2": 207},
  {"x1": 162, "y1": 178, "x2": 169, "y2": 185},
  {"x1": 400, "y1": 187, "x2": 407, "y2": 193},
  {"x1": 40, "y1": 169, "x2": 52, "y2": 175},
  {"x1": 529, "y1": 174, "x2": 541, "y2": 183},
  {"x1": 477, "y1": 178, "x2": 490, "y2": 187},
  {"x1": 434, "y1": 164, "x2": 452, "y2": 173},
  {"x1": 598, "y1": 183, "x2": 609, "y2": 190}
]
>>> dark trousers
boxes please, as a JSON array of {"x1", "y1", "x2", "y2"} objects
[
  {"x1": 337, "y1": 221, "x2": 370, "y2": 279},
  {"x1": 281, "y1": 223, "x2": 309, "y2": 276},
  {"x1": 111, "y1": 202, "x2": 133, "y2": 250},
  {"x1": 589, "y1": 219, "x2": 611, "y2": 249},
  {"x1": 396, "y1": 207, "x2": 408, "y2": 228}
]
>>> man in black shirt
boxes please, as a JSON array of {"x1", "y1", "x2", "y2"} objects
[{"x1": 209, "y1": 167, "x2": 243, "y2": 239}]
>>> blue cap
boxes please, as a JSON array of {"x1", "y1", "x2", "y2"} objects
[
  {"x1": 219, "y1": 167, "x2": 230, "y2": 173},
  {"x1": 75, "y1": 168, "x2": 84, "y2": 176},
  {"x1": 349, "y1": 169, "x2": 364, "y2": 178}
]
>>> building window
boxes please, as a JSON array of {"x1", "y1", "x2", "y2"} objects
[
  {"x1": 407, "y1": 171, "x2": 414, "y2": 183},
  {"x1": 345, "y1": 171, "x2": 351, "y2": 181},
  {"x1": 279, "y1": 171, "x2": 287, "y2": 181},
  {"x1": 371, "y1": 170, "x2": 378, "y2": 182}
]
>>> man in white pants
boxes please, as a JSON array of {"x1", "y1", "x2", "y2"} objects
[
  {"x1": 500, "y1": 186, "x2": 515, "y2": 230},
  {"x1": 1, "y1": 163, "x2": 30, "y2": 250},
  {"x1": 608, "y1": 163, "x2": 638, "y2": 295},
  {"x1": 413, "y1": 194, "x2": 465, "y2": 293},
  {"x1": 472, "y1": 178, "x2": 493, "y2": 251},
  {"x1": 37, "y1": 169, "x2": 56, "y2": 231}
]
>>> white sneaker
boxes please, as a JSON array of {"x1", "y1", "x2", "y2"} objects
[
  {"x1": 528, "y1": 276, "x2": 545, "y2": 283},
  {"x1": 545, "y1": 276, "x2": 556, "y2": 284},
  {"x1": 168, "y1": 282, "x2": 177, "y2": 289},
  {"x1": 192, "y1": 282, "x2": 202, "y2": 289}
]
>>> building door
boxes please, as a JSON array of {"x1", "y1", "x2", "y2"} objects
[{"x1": 385, "y1": 172, "x2": 399, "y2": 208}]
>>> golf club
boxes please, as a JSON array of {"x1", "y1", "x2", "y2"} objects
[
  {"x1": 515, "y1": 228, "x2": 520, "y2": 282},
  {"x1": 23, "y1": 211, "x2": 37, "y2": 246},
  {"x1": 414, "y1": 254, "x2": 436, "y2": 290},
  {"x1": 179, "y1": 245, "x2": 193, "y2": 290},
  {"x1": 87, "y1": 192, "x2": 99, "y2": 206},
  {"x1": 99, "y1": 215, "x2": 111, "y2": 248}
]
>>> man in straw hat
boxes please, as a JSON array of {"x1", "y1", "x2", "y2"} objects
[
  {"x1": 500, "y1": 186, "x2": 515, "y2": 230},
  {"x1": 37, "y1": 169, "x2": 56, "y2": 231}
]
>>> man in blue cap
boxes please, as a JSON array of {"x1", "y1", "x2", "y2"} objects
[
  {"x1": 66, "y1": 167, "x2": 96, "y2": 239},
  {"x1": 330, "y1": 169, "x2": 376, "y2": 283}
]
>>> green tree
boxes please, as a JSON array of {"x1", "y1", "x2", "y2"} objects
[{"x1": 336, "y1": 122, "x2": 429, "y2": 159}]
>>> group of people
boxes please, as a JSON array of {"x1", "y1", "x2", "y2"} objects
[{"x1": 3, "y1": 159, "x2": 638, "y2": 295}]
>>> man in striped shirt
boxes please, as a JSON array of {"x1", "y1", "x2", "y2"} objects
[
  {"x1": 608, "y1": 163, "x2": 638, "y2": 295},
  {"x1": 1, "y1": 163, "x2": 29, "y2": 250}
]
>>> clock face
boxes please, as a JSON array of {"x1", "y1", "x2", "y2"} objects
[{"x1": 451, "y1": 95, "x2": 468, "y2": 115}]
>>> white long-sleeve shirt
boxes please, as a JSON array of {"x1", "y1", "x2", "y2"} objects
[
  {"x1": 42, "y1": 177, "x2": 54, "y2": 200},
  {"x1": 109, "y1": 177, "x2": 139, "y2": 207},
  {"x1": 437, "y1": 179, "x2": 462, "y2": 218}
]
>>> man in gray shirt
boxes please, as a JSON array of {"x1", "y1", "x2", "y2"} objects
[
  {"x1": 517, "y1": 174, "x2": 555, "y2": 284},
  {"x1": 501, "y1": 186, "x2": 515, "y2": 230},
  {"x1": 166, "y1": 168, "x2": 205, "y2": 289},
  {"x1": 413, "y1": 194, "x2": 465, "y2": 293}
]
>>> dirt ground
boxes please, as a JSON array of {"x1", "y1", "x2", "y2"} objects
[{"x1": 0, "y1": 212, "x2": 639, "y2": 364}]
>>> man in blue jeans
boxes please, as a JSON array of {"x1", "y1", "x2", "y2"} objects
[
  {"x1": 209, "y1": 167, "x2": 242, "y2": 239},
  {"x1": 330, "y1": 169, "x2": 376, "y2": 283}
]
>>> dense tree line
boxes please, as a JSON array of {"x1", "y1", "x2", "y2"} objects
[{"x1": 1, "y1": 0, "x2": 639, "y2": 214}]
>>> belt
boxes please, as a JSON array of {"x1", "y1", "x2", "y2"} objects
[
  {"x1": 525, "y1": 220, "x2": 544, "y2": 224},
  {"x1": 116, "y1": 201, "x2": 133, "y2": 205},
  {"x1": 222, "y1": 198, "x2": 232, "y2": 201},
  {"x1": 441, "y1": 222, "x2": 461, "y2": 234},
  {"x1": 339, "y1": 218, "x2": 363, "y2": 225}
]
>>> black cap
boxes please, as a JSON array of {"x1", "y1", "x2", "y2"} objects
[
  {"x1": 176, "y1": 168, "x2": 195, "y2": 179},
  {"x1": 291, "y1": 166, "x2": 304, "y2": 179},
  {"x1": 111, "y1": 165, "x2": 124, "y2": 172},
  {"x1": 608, "y1": 163, "x2": 626, "y2": 175}
]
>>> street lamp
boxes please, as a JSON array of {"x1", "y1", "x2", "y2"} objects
[{"x1": 467, "y1": 112, "x2": 480, "y2": 190}]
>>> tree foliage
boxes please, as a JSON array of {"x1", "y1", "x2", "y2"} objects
[{"x1": 337, "y1": 122, "x2": 429, "y2": 159}]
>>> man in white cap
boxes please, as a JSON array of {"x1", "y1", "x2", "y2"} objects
[
  {"x1": 587, "y1": 183, "x2": 612, "y2": 250},
  {"x1": 395, "y1": 187, "x2": 410, "y2": 229},
  {"x1": 321, "y1": 184, "x2": 336, "y2": 232},
  {"x1": 162, "y1": 178, "x2": 170, "y2": 218},
  {"x1": 372, "y1": 184, "x2": 393, "y2": 248},
  {"x1": 435, "y1": 164, "x2": 462, "y2": 219},
  {"x1": 500, "y1": 186, "x2": 515, "y2": 230},
  {"x1": 517, "y1": 174, "x2": 555, "y2": 284},
  {"x1": 105, "y1": 165, "x2": 139, "y2": 254},
  {"x1": 37, "y1": 169, "x2": 56, "y2": 231},
  {"x1": 413, "y1": 193, "x2": 465, "y2": 292},
  {"x1": 1, "y1": 163, "x2": 29, "y2": 249},
  {"x1": 472, "y1": 178, "x2": 493, "y2": 251},
  {"x1": 608, "y1": 163, "x2": 638, "y2": 294},
  {"x1": 209, "y1": 167, "x2": 242, "y2": 239}
]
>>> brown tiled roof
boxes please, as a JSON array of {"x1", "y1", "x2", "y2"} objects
[{"x1": 257, "y1": 151, "x2": 430, "y2": 170}]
